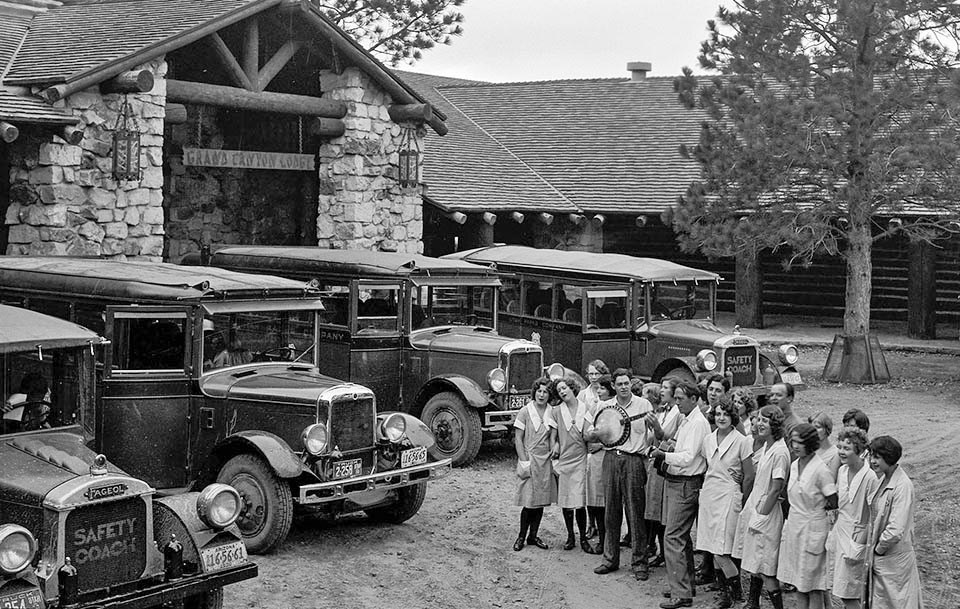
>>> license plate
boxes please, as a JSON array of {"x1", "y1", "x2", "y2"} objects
[
  {"x1": 333, "y1": 458, "x2": 363, "y2": 479},
  {"x1": 200, "y1": 540, "x2": 247, "y2": 573},
  {"x1": 401, "y1": 446, "x2": 427, "y2": 468},
  {"x1": 507, "y1": 394, "x2": 527, "y2": 410},
  {"x1": 780, "y1": 371, "x2": 802, "y2": 386},
  {"x1": 0, "y1": 589, "x2": 43, "y2": 609}
]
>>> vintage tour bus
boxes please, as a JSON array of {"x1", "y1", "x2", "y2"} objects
[
  {"x1": 0, "y1": 258, "x2": 449, "y2": 554},
  {"x1": 0, "y1": 304, "x2": 256, "y2": 609},
  {"x1": 193, "y1": 246, "x2": 571, "y2": 467},
  {"x1": 444, "y1": 245, "x2": 803, "y2": 395}
]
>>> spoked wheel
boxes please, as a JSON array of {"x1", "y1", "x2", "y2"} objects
[{"x1": 421, "y1": 391, "x2": 481, "y2": 467}]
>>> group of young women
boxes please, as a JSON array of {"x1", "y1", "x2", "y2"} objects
[{"x1": 512, "y1": 360, "x2": 923, "y2": 609}]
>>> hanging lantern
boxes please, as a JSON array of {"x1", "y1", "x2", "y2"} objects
[
  {"x1": 112, "y1": 96, "x2": 140, "y2": 181},
  {"x1": 397, "y1": 127, "x2": 420, "y2": 187}
]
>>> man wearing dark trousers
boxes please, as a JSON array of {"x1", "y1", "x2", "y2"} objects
[
  {"x1": 653, "y1": 380, "x2": 710, "y2": 608},
  {"x1": 586, "y1": 368, "x2": 655, "y2": 582}
]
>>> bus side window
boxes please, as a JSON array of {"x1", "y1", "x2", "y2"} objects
[{"x1": 113, "y1": 317, "x2": 186, "y2": 371}]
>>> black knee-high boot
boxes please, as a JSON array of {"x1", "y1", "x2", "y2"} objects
[
  {"x1": 766, "y1": 589, "x2": 784, "y2": 609},
  {"x1": 562, "y1": 508, "x2": 575, "y2": 550},
  {"x1": 576, "y1": 508, "x2": 598, "y2": 553},
  {"x1": 743, "y1": 576, "x2": 762, "y2": 609},
  {"x1": 527, "y1": 508, "x2": 547, "y2": 549},
  {"x1": 726, "y1": 574, "x2": 743, "y2": 603},
  {"x1": 515, "y1": 508, "x2": 530, "y2": 551}
]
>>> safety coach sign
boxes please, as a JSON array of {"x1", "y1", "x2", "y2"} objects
[{"x1": 183, "y1": 147, "x2": 315, "y2": 171}]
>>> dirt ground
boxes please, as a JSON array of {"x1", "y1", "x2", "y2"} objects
[{"x1": 224, "y1": 348, "x2": 960, "y2": 609}]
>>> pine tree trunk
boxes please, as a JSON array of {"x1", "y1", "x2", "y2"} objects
[
  {"x1": 843, "y1": 221, "x2": 872, "y2": 336},
  {"x1": 735, "y1": 246, "x2": 763, "y2": 328}
]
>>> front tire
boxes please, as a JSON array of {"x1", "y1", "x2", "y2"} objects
[
  {"x1": 421, "y1": 391, "x2": 482, "y2": 467},
  {"x1": 185, "y1": 589, "x2": 223, "y2": 609},
  {"x1": 364, "y1": 482, "x2": 427, "y2": 523},
  {"x1": 216, "y1": 454, "x2": 293, "y2": 554}
]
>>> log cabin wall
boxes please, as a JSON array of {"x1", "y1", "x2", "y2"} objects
[
  {"x1": 602, "y1": 218, "x2": 960, "y2": 325},
  {"x1": 4, "y1": 58, "x2": 167, "y2": 260}
]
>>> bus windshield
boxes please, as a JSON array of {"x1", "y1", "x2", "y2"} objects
[
  {"x1": 649, "y1": 282, "x2": 712, "y2": 321},
  {"x1": 203, "y1": 310, "x2": 317, "y2": 370},
  {"x1": 412, "y1": 285, "x2": 496, "y2": 330}
]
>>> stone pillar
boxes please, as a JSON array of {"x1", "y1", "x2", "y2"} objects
[
  {"x1": 5, "y1": 58, "x2": 167, "y2": 259},
  {"x1": 316, "y1": 67, "x2": 423, "y2": 253}
]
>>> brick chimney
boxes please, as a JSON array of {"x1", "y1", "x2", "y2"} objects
[{"x1": 627, "y1": 61, "x2": 652, "y2": 81}]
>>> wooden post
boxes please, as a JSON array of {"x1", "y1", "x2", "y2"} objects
[
  {"x1": 99, "y1": 70, "x2": 155, "y2": 94},
  {"x1": 166, "y1": 79, "x2": 346, "y2": 118},
  {"x1": 735, "y1": 246, "x2": 764, "y2": 329},
  {"x1": 0, "y1": 122, "x2": 18, "y2": 144},
  {"x1": 459, "y1": 216, "x2": 495, "y2": 250},
  {"x1": 163, "y1": 103, "x2": 189, "y2": 125},
  {"x1": 907, "y1": 238, "x2": 937, "y2": 339}
]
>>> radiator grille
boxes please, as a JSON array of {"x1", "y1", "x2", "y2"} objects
[
  {"x1": 507, "y1": 351, "x2": 542, "y2": 392},
  {"x1": 723, "y1": 346, "x2": 758, "y2": 387},
  {"x1": 329, "y1": 395, "x2": 375, "y2": 452},
  {"x1": 65, "y1": 498, "x2": 147, "y2": 593}
]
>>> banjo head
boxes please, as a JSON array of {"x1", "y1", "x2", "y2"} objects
[{"x1": 594, "y1": 405, "x2": 631, "y2": 448}]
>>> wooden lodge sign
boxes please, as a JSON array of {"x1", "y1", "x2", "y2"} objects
[{"x1": 183, "y1": 147, "x2": 315, "y2": 171}]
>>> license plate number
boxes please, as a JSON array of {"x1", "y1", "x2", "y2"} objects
[
  {"x1": 200, "y1": 540, "x2": 247, "y2": 572},
  {"x1": 401, "y1": 446, "x2": 427, "y2": 468},
  {"x1": 0, "y1": 589, "x2": 43, "y2": 609},
  {"x1": 333, "y1": 458, "x2": 362, "y2": 479},
  {"x1": 507, "y1": 394, "x2": 527, "y2": 410},
  {"x1": 780, "y1": 371, "x2": 802, "y2": 386}
]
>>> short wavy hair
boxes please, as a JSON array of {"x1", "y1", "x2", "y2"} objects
[
  {"x1": 549, "y1": 376, "x2": 582, "y2": 401},
  {"x1": 758, "y1": 405, "x2": 786, "y2": 440},
  {"x1": 837, "y1": 428, "x2": 869, "y2": 455},
  {"x1": 586, "y1": 359, "x2": 609, "y2": 376},
  {"x1": 809, "y1": 411, "x2": 834, "y2": 437},
  {"x1": 730, "y1": 387, "x2": 758, "y2": 415},
  {"x1": 642, "y1": 382, "x2": 662, "y2": 407},
  {"x1": 596, "y1": 374, "x2": 615, "y2": 399},
  {"x1": 869, "y1": 436, "x2": 903, "y2": 466},
  {"x1": 791, "y1": 422, "x2": 821, "y2": 455},
  {"x1": 530, "y1": 376, "x2": 551, "y2": 396},
  {"x1": 707, "y1": 394, "x2": 740, "y2": 427}
]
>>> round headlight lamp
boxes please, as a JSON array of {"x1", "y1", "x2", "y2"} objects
[
  {"x1": 778, "y1": 344, "x2": 799, "y2": 366},
  {"x1": 302, "y1": 423, "x2": 329, "y2": 456},
  {"x1": 487, "y1": 368, "x2": 506, "y2": 392},
  {"x1": 381, "y1": 413, "x2": 407, "y2": 443},
  {"x1": 696, "y1": 349, "x2": 718, "y2": 371},
  {"x1": 0, "y1": 524, "x2": 37, "y2": 574},
  {"x1": 196, "y1": 483, "x2": 242, "y2": 529},
  {"x1": 546, "y1": 363, "x2": 565, "y2": 380}
]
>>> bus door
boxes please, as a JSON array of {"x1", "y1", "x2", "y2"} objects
[
  {"x1": 351, "y1": 280, "x2": 402, "y2": 411},
  {"x1": 102, "y1": 306, "x2": 193, "y2": 488},
  {"x1": 583, "y1": 287, "x2": 631, "y2": 371}
]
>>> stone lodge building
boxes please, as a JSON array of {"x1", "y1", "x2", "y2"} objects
[{"x1": 0, "y1": 0, "x2": 446, "y2": 261}]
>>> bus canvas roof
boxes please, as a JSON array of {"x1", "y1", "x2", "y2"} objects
[{"x1": 0, "y1": 304, "x2": 103, "y2": 353}]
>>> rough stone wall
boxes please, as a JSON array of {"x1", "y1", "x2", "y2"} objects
[
  {"x1": 5, "y1": 58, "x2": 167, "y2": 259},
  {"x1": 316, "y1": 67, "x2": 424, "y2": 253}
]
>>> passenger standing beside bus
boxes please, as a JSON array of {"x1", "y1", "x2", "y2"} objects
[
  {"x1": 777, "y1": 423, "x2": 838, "y2": 609},
  {"x1": 732, "y1": 405, "x2": 790, "y2": 609},
  {"x1": 644, "y1": 377, "x2": 680, "y2": 569},
  {"x1": 826, "y1": 428, "x2": 878, "y2": 609},
  {"x1": 867, "y1": 436, "x2": 923, "y2": 609},
  {"x1": 513, "y1": 376, "x2": 557, "y2": 551},
  {"x1": 579, "y1": 359, "x2": 611, "y2": 541},
  {"x1": 584, "y1": 374, "x2": 614, "y2": 549},
  {"x1": 551, "y1": 377, "x2": 600, "y2": 554}
]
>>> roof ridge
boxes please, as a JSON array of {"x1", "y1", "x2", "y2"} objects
[
  {"x1": 432, "y1": 85, "x2": 583, "y2": 212},
  {"x1": 433, "y1": 75, "x2": 681, "y2": 89}
]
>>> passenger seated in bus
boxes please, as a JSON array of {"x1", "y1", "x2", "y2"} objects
[
  {"x1": 213, "y1": 338, "x2": 253, "y2": 368},
  {"x1": 3, "y1": 372, "x2": 51, "y2": 432}
]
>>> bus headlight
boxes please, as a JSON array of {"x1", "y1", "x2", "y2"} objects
[
  {"x1": 0, "y1": 525, "x2": 37, "y2": 574},
  {"x1": 696, "y1": 349, "x2": 718, "y2": 371},
  {"x1": 381, "y1": 413, "x2": 406, "y2": 443},
  {"x1": 196, "y1": 484, "x2": 242, "y2": 529},
  {"x1": 778, "y1": 344, "x2": 799, "y2": 366},
  {"x1": 302, "y1": 423, "x2": 329, "y2": 456},
  {"x1": 546, "y1": 363, "x2": 565, "y2": 380},
  {"x1": 487, "y1": 368, "x2": 506, "y2": 392}
]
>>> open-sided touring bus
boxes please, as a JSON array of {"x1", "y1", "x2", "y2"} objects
[{"x1": 444, "y1": 245, "x2": 803, "y2": 396}]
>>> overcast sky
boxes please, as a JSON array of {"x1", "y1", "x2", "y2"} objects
[{"x1": 412, "y1": 0, "x2": 724, "y2": 83}]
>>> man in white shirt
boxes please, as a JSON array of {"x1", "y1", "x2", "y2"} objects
[
  {"x1": 652, "y1": 379, "x2": 711, "y2": 609},
  {"x1": 585, "y1": 368, "x2": 656, "y2": 581}
]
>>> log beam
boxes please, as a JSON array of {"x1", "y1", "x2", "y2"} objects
[
  {"x1": 99, "y1": 70, "x2": 154, "y2": 94},
  {"x1": 256, "y1": 40, "x2": 303, "y2": 92},
  {"x1": 481, "y1": 212, "x2": 497, "y2": 225},
  {"x1": 164, "y1": 103, "x2": 189, "y2": 125},
  {"x1": 208, "y1": 33, "x2": 253, "y2": 90},
  {"x1": 538, "y1": 212, "x2": 553, "y2": 225},
  {"x1": 0, "y1": 121, "x2": 19, "y2": 143},
  {"x1": 166, "y1": 79, "x2": 346, "y2": 118},
  {"x1": 63, "y1": 125, "x2": 84, "y2": 145},
  {"x1": 511, "y1": 211, "x2": 525, "y2": 224},
  {"x1": 388, "y1": 103, "x2": 433, "y2": 123},
  {"x1": 243, "y1": 18, "x2": 259, "y2": 83},
  {"x1": 307, "y1": 117, "x2": 345, "y2": 138}
]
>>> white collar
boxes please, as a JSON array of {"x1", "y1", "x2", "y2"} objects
[
  {"x1": 559, "y1": 400, "x2": 586, "y2": 431},
  {"x1": 526, "y1": 401, "x2": 546, "y2": 430}
]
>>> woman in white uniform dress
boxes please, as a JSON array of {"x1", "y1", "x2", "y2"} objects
[
  {"x1": 513, "y1": 376, "x2": 557, "y2": 551},
  {"x1": 696, "y1": 396, "x2": 755, "y2": 608},
  {"x1": 777, "y1": 423, "x2": 838, "y2": 609},
  {"x1": 578, "y1": 359, "x2": 610, "y2": 541}
]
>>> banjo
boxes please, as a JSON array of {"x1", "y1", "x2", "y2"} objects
[{"x1": 592, "y1": 403, "x2": 651, "y2": 448}]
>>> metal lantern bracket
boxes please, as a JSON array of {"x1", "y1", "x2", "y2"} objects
[
  {"x1": 397, "y1": 126, "x2": 421, "y2": 188},
  {"x1": 112, "y1": 96, "x2": 141, "y2": 181}
]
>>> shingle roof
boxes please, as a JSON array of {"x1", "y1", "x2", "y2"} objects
[
  {"x1": 426, "y1": 76, "x2": 703, "y2": 215},
  {"x1": 5, "y1": 0, "x2": 262, "y2": 84},
  {"x1": 397, "y1": 70, "x2": 580, "y2": 213},
  {"x1": 0, "y1": 88, "x2": 78, "y2": 123},
  {"x1": 0, "y1": 12, "x2": 31, "y2": 79}
]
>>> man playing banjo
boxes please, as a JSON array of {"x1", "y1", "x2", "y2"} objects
[{"x1": 585, "y1": 368, "x2": 662, "y2": 582}]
